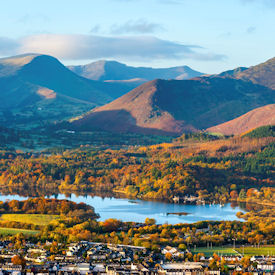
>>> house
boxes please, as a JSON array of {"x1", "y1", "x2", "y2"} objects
[
  {"x1": 257, "y1": 263, "x2": 275, "y2": 272},
  {"x1": 27, "y1": 248, "x2": 46, "y2": 254},
  {"x1": 77, "y1": 263, "x2": 92, "y2": 274},
  {"x1": 205, "y1": 271, "x2": 220, "y2": 275},
  {"x1": 106, "y1": 265, "x2": 131, "y2": 274},
  {"x1": 161, "y1": 246, "x2": 184, "y2": 258},
  {"x1": 61, "y1": 263, "x2": 92, "y2": 274},
  {"x1": 1, "y1": 264, "x2": 22, "y2": 272},
  {"x1": 131, "y1": 263, "x2": 150, "y2": 274},
  {"x1": 66, "y1": 243, "x2": 81, "y2": 256},
  {"x1": 162, "y1": 246, "x2": 181, "y2": 257},
  {"x1": 158, "y1": 262, "x2": 204, "y2": 275},
  {"x1": 251, "y1": 256, "x2": 264, "y2": 262},
  {"x1": 162, "y1": 246, "x2": 178, "y2": 255},
  {"x1": 235, "y1": 266, "x2": 243, "y2": 272},
  {"x1": 108, "y1": 244, "x2": 123, "y2": 252},
  {"x1": 89, "y1": 253, "x2": 107, "y2": 261},
  {"x1": 92, "y1": 263, "x2": 106, "y2": 274},
  {"x1": 223, "y1": 256, "x2": 241, "y2": 262}
]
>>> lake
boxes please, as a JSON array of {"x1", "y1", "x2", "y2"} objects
[{"x1": 0, "y1": 193, "x2": 246, "y2": 224}]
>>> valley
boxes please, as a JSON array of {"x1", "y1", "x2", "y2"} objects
[
  {"x1": 0, "y1": 1, "x2": 275, "y2": 273},
  {"x1": 0, "y1": 53, "x2": 274, "y2": 274}
]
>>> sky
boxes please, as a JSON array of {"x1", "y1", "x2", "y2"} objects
[{"x1": 0, "y1": 0, "x2": 274, "y2": 73}]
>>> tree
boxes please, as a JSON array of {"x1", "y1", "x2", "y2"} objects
[
  {"x1": 12, "y1": 255, "x2": 26, "y2": 268},
  {"x1": 241, "y1": 256, "x2": 251, "y2": 269},
  {"x1": 239, "y1": 189, "x2": 246, "y2": 199},
  {"x1": 230, "y1": 190, "x2": 238, "y2": 199},
  {"x1": 178, "y1": 244, "x2": 187, "y2": 251},
  {"x1": 145, "y1": 218, "x2": 156, "y2": 226},
  {"x1": 246, "y1": 188, "x2": 256, "y2": 198},
  {"x1": 165, "y1": 252, "x2": 172, "y2": 261},
  {"x1": 102, "y1": 219, "x2": 122, "y2": 232},
  {"x1": 230, "y1": 184, "x2": 237, "y2": 190}
]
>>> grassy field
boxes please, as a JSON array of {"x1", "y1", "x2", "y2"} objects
[
  {"x1": 1, "y1": 214, "x2": 60, "y2": 226},
  {"x1": 0, "y1": 227, "x2": 39, "y2": 236},
  {"x1": 191, "y1": 246, "x2": 275, "y2": 257},
  {"x1": 191, "y1": 247, "x2": 239, "y2": 257},
  {"x1": 235, "y1": 246, "x2": 275, "y2": 256}
]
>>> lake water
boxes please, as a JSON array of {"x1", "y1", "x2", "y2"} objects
[{"x1": 0, "y1": 193, "x2": 245, "y2": 224}]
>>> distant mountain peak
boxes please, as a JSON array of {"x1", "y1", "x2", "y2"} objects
[
  {"x1": 0, "y1": 53, "x2": 133, "y2": 128},
  {"x1": 68, "y1": 60, "x2": 204, "y2": 82},
  {"x1": 0, "y1": 54, "x2": 62, "y2": 77},
  {"x1": 1, "y1": 53, "x2": 47, "y2": 66},
  {"x1": 235, "y1": 56, "x2": 275, "y2": 89}
]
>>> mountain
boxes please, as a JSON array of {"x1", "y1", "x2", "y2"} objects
[
  {"x1": 235, "y1": 57, "x2": 275, "y2": 90},
  {"x1": 0, "y1": 54, "x2": 131, "y2": 127},
  {"x1": 215, "y1": 57, "x2": 275, "y2": 90},
  {"x1": 207, "y1": 104, "x2": 275, "y2": 135},
  {"x1": 68, "y1": 60, "x2": 204, "y2": 83},
  {"x1": 218, "y1": 67, "x2": 248, "y2": 78},
  {"x1": 71, "y1": 76, "x2": 275, "y2": 135}
]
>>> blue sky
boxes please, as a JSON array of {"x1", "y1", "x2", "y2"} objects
[{"x1": 0, "y1": 0, "x2": 274, "y2": 73}]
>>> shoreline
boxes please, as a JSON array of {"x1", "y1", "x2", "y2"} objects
[
  {"x1": 230, "y1": 198, "x2": 275, "y2": 208},
  {"x1": 0, "y1": 187, "x2": 274, "y2": 209}
]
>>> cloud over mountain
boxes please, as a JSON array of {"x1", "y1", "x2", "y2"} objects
[{"x1": 0, "y1": 34, "x2": 225, "y2": 62}]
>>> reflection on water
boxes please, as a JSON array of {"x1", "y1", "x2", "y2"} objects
[{"x1": 0, "y1": 191, "x2": 247, "y2": 225}]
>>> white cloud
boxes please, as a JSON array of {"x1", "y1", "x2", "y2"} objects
[
  {"x1": 110, "y1": 19, "x2": 165, "y2": 34},
  {"x1": 0, "y1": 34, "x2": 225, "y2": 62}
]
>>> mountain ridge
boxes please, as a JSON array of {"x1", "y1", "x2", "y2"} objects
[
  {"x1": 72, "y1": 77, "x2": 275, "y2": 135},
  {"x1": 0, "y1": 54, "x2": 132, "y2": 127},
  {"x1": 207, "y1": 104, "x2": 275, "y2": 135},
  {"x1": 68, "y1": 60, "x2": 204, "y2": 82},
  {"x1": 71, "y1": 57, "x2": 275, "y2": 135},
  {"x1": 236, "y1": 57, "x2": 275, "y2": 90}
]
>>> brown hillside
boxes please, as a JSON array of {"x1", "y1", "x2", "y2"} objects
[
  {"x1": 207, "y1": 104, "x2": 275, "y2": 135},
  {"x1": 72, "y1": 77, "x2": 275, "y2": 135},
  {"x1": 236, "y1": 57, "x2": 275, "y2": 90}
]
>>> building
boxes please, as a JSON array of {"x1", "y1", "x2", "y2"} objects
[{"x1": 158, "y1": 262, "x2": 204, "y2": 275}]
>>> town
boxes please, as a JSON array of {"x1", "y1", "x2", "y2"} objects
[{"x1": 0, "y1": 240, "x2": 274, "y2": 274}]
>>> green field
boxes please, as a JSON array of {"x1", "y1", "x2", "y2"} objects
[
  {"x1": 1, "y1": 214, "x2": 60, "y2": 226},
  {"x1": 0, "y1": 227, "x2": 39, "y2": 236},
  {"x1": 191, "y1": 246, "x2": 275, "y2": 257},
  {"x1": 191, "y1": 247, "x2": 239, "y2": 257},
  {"x1": 235, "y1": 246, "x2": 275, "y2": 256}
]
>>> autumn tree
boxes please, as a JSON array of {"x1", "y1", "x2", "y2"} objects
[{"x1": 12, "y1": 255, "x2": 26, "y2": 268}]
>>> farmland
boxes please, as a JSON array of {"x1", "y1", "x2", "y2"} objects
[
  {"x1": 1, "y1": 214, "x2": 60, "y2": 226},
  {"x1": 0, "y1": 227, "x2": 38, "y2": 236}
]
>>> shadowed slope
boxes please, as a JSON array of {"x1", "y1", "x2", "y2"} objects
[
  {"x1": 0, "y1": 54, "x2": 135, "y2": 126},
  {"x1": 0, "y1": 54, "x2": 137, "y2": 108},
  {"x1": 72, "y1": 76, "x2": 274, "y2": 135},
  {"x1": 0, "y1": 54, "x2": 111, "y2": 107},
  {"x1": 12, "y1": 54, "x2": 111, "y2": 104}
]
